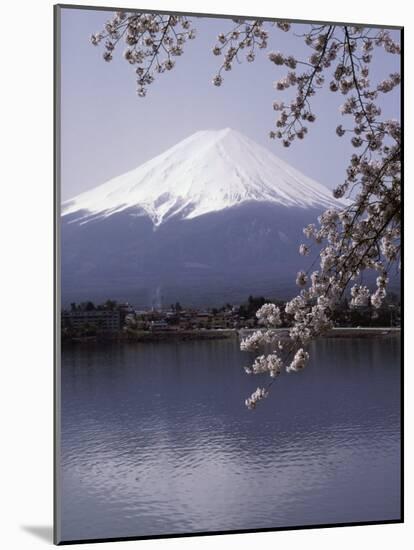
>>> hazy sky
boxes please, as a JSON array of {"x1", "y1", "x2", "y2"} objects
[{"x1": 60, "y1": 7, "x2": 401, "y2": 202}]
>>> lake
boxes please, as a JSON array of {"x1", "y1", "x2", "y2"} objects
[{"x1": 58, "y1": 335, "x2": 401, "y2": 541}]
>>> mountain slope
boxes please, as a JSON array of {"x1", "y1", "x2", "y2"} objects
[
  {"x1": 62, "y1": 203, "x2": 325, "y2": 306},
  {"x1": 62, "y1": 128, "x2": 341, "y2": 227},
  {"x1": 61, "y1": 129, "x2": 345, "y2": 306}
]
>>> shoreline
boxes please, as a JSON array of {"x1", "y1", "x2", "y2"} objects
[{"x1": 62, "y1": 326, "x2": 400, "y2": 345}]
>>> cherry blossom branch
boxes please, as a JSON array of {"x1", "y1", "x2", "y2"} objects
[
  {"x1": 89, "y1": 13, "x2": 401, "y2": 410},
  {"x1": 91, "y1": 11, "x2": 196, "y2": 96}
]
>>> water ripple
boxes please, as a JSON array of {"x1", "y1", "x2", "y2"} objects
[{"x1": 59, "y1": 336, "x2": 401, "y2": 541}]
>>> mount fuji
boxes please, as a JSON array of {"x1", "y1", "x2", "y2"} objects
[{"x1": 61, "y1": 129, "x2": 342, "y2": 307}]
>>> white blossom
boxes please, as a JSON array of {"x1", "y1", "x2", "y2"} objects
[
  {"x1": 212, "y1": 75, "x2": 223, "y2": 86},
  {"x1": 286, "y1": 348, "x2": 309, "y2": 373},
  {"x1": 296, "y1": 271, "x2": 307, "y2": 286},
  {"x1": 240, "y1": 330, "x2": 264, "y2": 351},
  {"x1": 350, "y1": 284, "x2": 371, "y2": 307},
  {"x1": 256, "y1": 303, "x2": 282, "y2": 327},
  {"x1": 336, "y1": 124, "x2": 346, "y2": 137},
  {"x1": 245, "y1": 387, "x2": 269, "y2": 409},
  {"x1": 245, "y1": 353, "x2": 283, "y2": 378},
  {"x1": 269, "y1": 51, "x2": 284, "y2": 65}
]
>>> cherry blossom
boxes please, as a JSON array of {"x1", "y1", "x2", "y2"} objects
[
  {"x1": 91, "y1": 13, "x2": 401, "y2": 409},
  {"x1": 91, "y1": 12, "x2": 196, "y2": 97},
  {"x1": 245, "y1": 387, "x2": 269, "y2": 410}
]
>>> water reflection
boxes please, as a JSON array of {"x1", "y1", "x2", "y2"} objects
[{"x1": 60, "y1": 336, "x2": 401, "y2": 541}]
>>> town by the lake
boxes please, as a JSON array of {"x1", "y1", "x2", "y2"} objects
[{"x1": 61, "y1": 294, "x2": 401, "y2": 343}]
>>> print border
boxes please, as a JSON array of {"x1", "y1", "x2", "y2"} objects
[{"x1": 53, "y1": 4, "x2": 404, "y2": 545}]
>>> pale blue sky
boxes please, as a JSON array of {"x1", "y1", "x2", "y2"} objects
[{"x1": 60, "y1": 7, "x2": 401, "y2": 201}]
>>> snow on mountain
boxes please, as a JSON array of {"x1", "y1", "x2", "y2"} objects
[{"x1": 62, "y1": 128, "x2": 342, "y2": 226}]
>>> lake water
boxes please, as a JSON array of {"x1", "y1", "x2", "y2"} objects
[{"x1": 59, "y1": 336, "x2": 401, "y2": 542}]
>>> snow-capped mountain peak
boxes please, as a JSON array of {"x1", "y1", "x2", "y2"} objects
[{"x1": 62, "y1": 128, "x2": 342, "y2": 226}]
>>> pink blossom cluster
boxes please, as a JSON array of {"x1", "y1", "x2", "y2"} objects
[
  {"x1": 245, "y1": 353, "x2": 283, "y2": 378},
  {"x1": 245, "y1": 387, "x2": 269, "y2": 410},
  {"x1": 91, "y1": 11, "x2": 195, "y2": 96},
  {"x1": 256, "y1": 303, "x2": 282, "y2": 327},
  {"x1": 211, "y1": 20, "x2": 269, "y2": 86}
]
